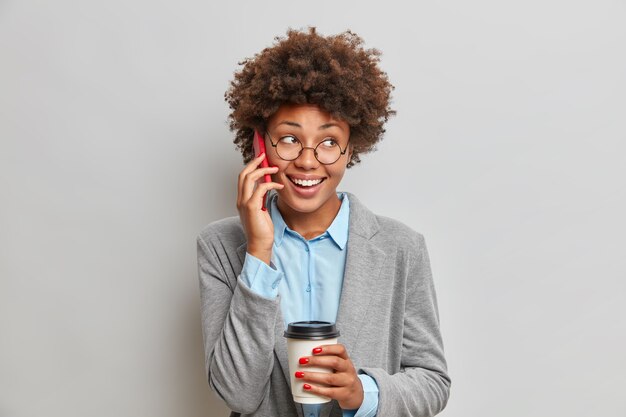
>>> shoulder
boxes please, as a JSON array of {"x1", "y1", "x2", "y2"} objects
[{"x1": 197, "y1": 215, "x2": 246, "y2": 249}]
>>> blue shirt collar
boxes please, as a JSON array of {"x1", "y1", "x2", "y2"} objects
[{"x1": 270, "y1": 192, "x2": 350, "y2": 250}]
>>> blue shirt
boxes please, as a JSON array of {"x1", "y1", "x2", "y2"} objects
[{"x1": 239, "y1": 192, "x2": 378, "y2": 417}]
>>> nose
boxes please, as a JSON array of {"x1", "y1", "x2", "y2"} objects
[{"x1": 293, "y1": 146, "x2": 319, "y2": 169}]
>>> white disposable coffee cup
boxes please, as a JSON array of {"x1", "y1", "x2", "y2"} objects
[{"x1": 284, "y1": 321, "x2": 340, "y2": 404}]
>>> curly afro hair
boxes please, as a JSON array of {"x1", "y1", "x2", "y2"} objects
[{"x1": 225, "y1": 27, "x2": 395, "y2": 168}]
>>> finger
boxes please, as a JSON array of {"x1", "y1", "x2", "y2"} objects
[
  {"x1": 246, "y1": 181, "x2": 285, "y2": 211},
  {"x1": 240, "y1": 166, "x2": 280, "y2": 204},
  {"x1": 300, "y1": 355, "x2": 348, "y2": 372},
  {"x1": 302, "y1": 383, "x2": 339, "y2": 401},
  {"x1": 311, "y1": 344, "x2": 348, "y2": 360},
  {"x1": 297, "y1": 370, "x2": 349, "y2": 388},
  {"x1": 237, "y1": 153, "x2": 269, "y2": 206}
]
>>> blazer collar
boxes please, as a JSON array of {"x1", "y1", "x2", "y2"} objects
[{"x1": 341, "y1": 191, "x2": 380, "y2": 239}]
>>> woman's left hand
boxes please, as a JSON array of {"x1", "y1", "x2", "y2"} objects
[{"x1": 296, "y1": 344, "x2": 364, "y2": 410}]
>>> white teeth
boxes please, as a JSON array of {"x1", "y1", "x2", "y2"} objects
[{"x1": 291, "y1": 177, "x2": 323, "y2": 187}]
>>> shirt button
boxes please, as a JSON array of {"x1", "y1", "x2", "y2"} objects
[
  {"x1": 304, "y1": 246, "x2": 309, "y2": 252},
  {"x1": 305, "y1": 284, "x2": 311, "y2": 292}
]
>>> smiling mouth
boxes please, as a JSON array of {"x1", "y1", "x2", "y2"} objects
[{"x1": 287, "y1": 176, "x2": 326, "y2": 187}]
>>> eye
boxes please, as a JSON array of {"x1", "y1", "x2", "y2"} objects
[
  {"x1": 319, "y1": 138, "x2": 338, "y2": 148},
  {"x1": 279, "y1": 135, "x2": 299, "y2": 145}
]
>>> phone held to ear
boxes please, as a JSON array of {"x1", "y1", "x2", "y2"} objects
[{"x1": 253, "y1": 130, "x2": 272, "y2": 211}]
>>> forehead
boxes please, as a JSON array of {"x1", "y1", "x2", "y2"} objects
[{"x1": 268, "y1": 103, "x2": 345, "y2": 126}]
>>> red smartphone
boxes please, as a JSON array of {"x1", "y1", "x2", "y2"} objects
[{"x1": 252, "y1": 130, "x2": 272, "y2": 211}]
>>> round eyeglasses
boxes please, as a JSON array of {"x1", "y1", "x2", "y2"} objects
[{"x1": 265, "y1": 131, "x2": 350, "y2": 165}]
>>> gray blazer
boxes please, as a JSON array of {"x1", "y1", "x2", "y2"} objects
[{"x1": 197, "y1": 191, "x2": 451, "y2": 417}]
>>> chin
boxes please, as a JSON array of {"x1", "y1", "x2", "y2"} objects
[{"x1": 277, "y1": 189, "x2": 333, "y2": 214}]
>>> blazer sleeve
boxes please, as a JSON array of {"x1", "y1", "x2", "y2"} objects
[
  {"x1": 359, "y1": 233, "x2": 451, "y2": 416},
  {"x1": 197, "y1": 233, "x2": 282, "y2": 415}
]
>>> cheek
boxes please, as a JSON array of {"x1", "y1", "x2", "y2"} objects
[
  {"x1": 266, "y1": 154, "x2": 282, "y2": 169},
  {"x1": 328, "y1": 166, "x2": 347, "y2": 181}
]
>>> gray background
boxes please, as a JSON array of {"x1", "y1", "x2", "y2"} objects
[{"x1": 1, "y1": 0, "x2": 625, "y2": 416}]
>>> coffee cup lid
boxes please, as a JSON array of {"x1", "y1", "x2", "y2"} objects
[{"x1": 283, "y1": 321, "x2": 340, "y2": 340}]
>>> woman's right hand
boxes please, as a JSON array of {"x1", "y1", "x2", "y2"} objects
[{"x1": 236, "y1": 152, "x2": 284, "y2": 265}]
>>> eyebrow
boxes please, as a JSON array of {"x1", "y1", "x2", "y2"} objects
[{"x1": 276, "y1": 121, "x2": 344, "y2": 131}]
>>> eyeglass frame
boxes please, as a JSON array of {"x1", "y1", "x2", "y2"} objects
[{"x1": 264, "y1": 131, "x2": 350, "y2": 165}]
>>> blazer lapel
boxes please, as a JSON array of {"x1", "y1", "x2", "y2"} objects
[
  {"x1": 335, "y1": 192, "x2": 386, "y2": 350},
  {"x1": 322, "y1": 192, "x2": 386, "y2": 417}
]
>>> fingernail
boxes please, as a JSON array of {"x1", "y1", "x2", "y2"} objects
[
  {"x1": 312, "y1": 348, "x2": 322, "y2": 354},
  {"x1": 295, "y1": 371, "x2": 304, "y2": 378},
  {"x1": 303, "y1": 384, "x2": 312, "y2": 390},
  {"x1": 299, "y1": 357, "x2": 309, "y2": 365}
]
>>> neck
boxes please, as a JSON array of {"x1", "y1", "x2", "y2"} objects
[{"x1": 276, "y1": 193, "x2": 342, "y2": 240}]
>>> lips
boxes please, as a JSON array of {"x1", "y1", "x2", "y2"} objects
[{"x1": 285, "y1": 175, "x2": 326, "y2": 197}]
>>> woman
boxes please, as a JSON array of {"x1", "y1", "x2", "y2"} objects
[{"x1": 197, "y1": 27, "x2": 451, "y2": 417}]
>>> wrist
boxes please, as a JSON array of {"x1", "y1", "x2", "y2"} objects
[{"x1": 247, "y1": 247, "x2": 272, "y2": 265}]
